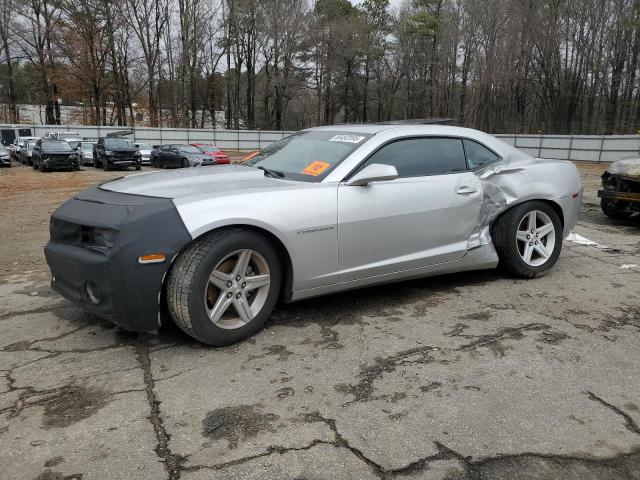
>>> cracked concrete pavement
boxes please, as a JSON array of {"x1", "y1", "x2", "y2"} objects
[{"x1": 1, "y1": 162, "x2": 640, "y2": 479}]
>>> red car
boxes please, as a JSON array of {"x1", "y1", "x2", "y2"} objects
[{"x1": 191, "y1": 143, "x2": 231, "y2": 164}]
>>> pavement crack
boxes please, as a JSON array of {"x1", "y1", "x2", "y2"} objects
[
  {"x1": 135, "y1": 336, "x2": 185, "y2": 480},
  {"x1": 586, "y1": 390, "x2": 640, "y2": 436}
]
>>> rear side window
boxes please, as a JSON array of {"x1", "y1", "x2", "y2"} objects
[
  {"x1": 363, "y1": 137, "x2": 467, "y2": 177},
  {"x1": 463, "y1": 139, "x2": 500, "y2": 169}
]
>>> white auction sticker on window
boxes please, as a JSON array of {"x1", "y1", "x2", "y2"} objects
[{"x1": 329, "y1": 134, "x2": 366, "y2": 144}]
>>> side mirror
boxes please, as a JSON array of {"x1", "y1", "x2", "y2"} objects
[
  {"x1": 171, "y1": 149, "x2": 179, "y2": 154},
  {"x1": 346, "y1": 163, "x2": 399, "y2": 186}
]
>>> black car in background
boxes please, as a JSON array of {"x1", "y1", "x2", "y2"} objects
[
  {"x1": 150, "y1": 144, "x2": 214, "y2": 168},
  {"x1": 93, "y1": 137, "x2": 141, "y2": 171},
  {"x1": 32, "y1": 139, "x2": 79, "y2": 172}
]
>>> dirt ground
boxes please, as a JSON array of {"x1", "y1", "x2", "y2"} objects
[{"x1": 2, "y1": 158, "x2": 640, "y2": 480}]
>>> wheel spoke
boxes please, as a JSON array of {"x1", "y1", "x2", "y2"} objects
[
  {"x1": 516, "y1": 231, "x2": 529, "y2": 243},
  {"x1": 537, "y1": 223, "x2": 554, "y2": 238},
  {"x1": 233, "y1": 250, "x2": 252, "y2": 277},
  {"x1": 244, "y1": 274, "x2": 270, "y2": 291},
  {"x1": 233, "y1": 294, "x2": 253, "y2": 324},
  {"x1": 527, "y1": 211, "x2": 537, "y2": 231},
  {"x1": 209, "y1": 270, "x2": 231, "y2": 290},
  {"x1": 209, "y1": 292, "x2": 232, "y2": 324},
  {"x1": 523, "y1": 243, "x2": 534, "y2": 263},
  {"x1": 535, "y1": 242, "x2": 550, "y2": 259}
]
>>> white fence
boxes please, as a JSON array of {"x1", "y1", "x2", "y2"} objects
[
  {"x1": 495, "y1": 134, "x2": 640, "y2": 163},
  {"x1": 30, "y1": 125, "x2": 295, "y2": 151},
  {"x1": 26, "y1": 124, "x2": 640, "y2": 162}
]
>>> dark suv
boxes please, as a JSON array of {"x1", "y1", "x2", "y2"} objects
[
  {"x1": 32, "y1": 139, "x2": 80, "y2": 172},
  {"x1": 93, "y1": 137, "x2": 141, "y2": 171}
]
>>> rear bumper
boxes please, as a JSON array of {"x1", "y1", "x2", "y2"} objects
[{"x1": 44, "y1": 186, "x2": 191, "y2": 332}]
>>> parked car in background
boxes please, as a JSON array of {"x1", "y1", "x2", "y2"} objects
[
  {"x1": 598, "y1": 158, "x2": 640, "y2": 219},
  {"x1": 94, "y1": 136, "x2": 141, "y2": 171},
  {"x1": 75, "y1": 141, "x2": 96, "y2": 166},
  {"x1": 150, "y1": 144, "x2": 214, "y2": 168},
  {"x1": 134, "y1": 143, "x2": 153, "y2": 165},
  {"x1": 32, "y1": 139, "x2": 79, "y2": 171},
  {"x1": 10, "y1": 136, "x2": 39, "y2": 159},
  {"x1": 0, "y1": 144, "x2": 11, "y2": 167},
  {"x1": 52, "y1": 132, "x2": 82, "y2": 143},
  {"x1": 45, "y1": 124, "x2": 582, "y2": 345},
  {"x1": 18, "y1": 140, "x2": 39, "y2": 165},
  {"x1": 191, "y1": 143, "x2": 231, "y2": 164}
]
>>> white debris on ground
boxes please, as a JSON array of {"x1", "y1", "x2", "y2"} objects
[
  {"x1": 620, "y1": 264, "x2": 638, "y2": 269},
  {"x1": 565, "y1": 232, "x2": 610, "y2": 249}
]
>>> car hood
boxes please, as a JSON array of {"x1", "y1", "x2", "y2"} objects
[
  {"x1": 100, "y1": 164, "x2": 300, "y2": 199},
  {"x1": 606, "y1": 157, "x2": 640, "y2": 177},
  {"x1": 41, "y1": 150, "x2": 74, "y2": 154}
]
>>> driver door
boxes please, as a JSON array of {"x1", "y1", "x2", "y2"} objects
[{"x1": 337, "y1": 137, "x2": 482, "y2": 283}]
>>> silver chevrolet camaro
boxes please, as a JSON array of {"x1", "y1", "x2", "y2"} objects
[{"x1": 45, "y1": 124, "x2": 582, "y2": 345}]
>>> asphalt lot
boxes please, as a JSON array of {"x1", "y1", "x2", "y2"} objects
[{"x1": 1, "y1": 160, "x2": 639, "y2": 480}]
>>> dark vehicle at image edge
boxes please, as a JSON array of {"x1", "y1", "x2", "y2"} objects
[
  {"x1": 32, "y1": 139, "x2": 80, "y2": 171},
  {"x1": 94, "y1": 137, "x2": 141, "y2": 171}
]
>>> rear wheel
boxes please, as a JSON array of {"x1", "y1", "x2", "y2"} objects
[
  {"x1": 182, "y1": 158, "x2": 189, "y2": 168},
  {"x1": 167, "y1": 229, "x2": 281, "y2": 346},
  {"x1": 492, "y1": 201, "x2": 562, "y2": 278},
  {"x1": 601, "y1": 198, "x2": 632, "y2": 219}
]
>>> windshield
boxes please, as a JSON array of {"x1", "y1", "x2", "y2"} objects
[
  {"x1": 27, "y1": 142, "x2": 36, "y2": 148},
  {"x1": 81, "y1": 142, "x2": 94, "y2": 149},
  {"x1": 0, "y1": 145, "x2": 7, "y2": 153},
  {"x1": 104, "y1": 138, "x2": 134, "y2": 148},
  {"x1": 246, "y1": 131, "x2": 371, "y2": 181},
  {"x1": 177, "y1": 145, "x2": 201, "y2": 154},
  {"x1": 68, "y1": 141, "x2": 81, "y2": 149},
  {"x1": 43, "y1": 141, "x2": 72, "y2": 151},
  {"x1": 136, "y1": 143, "x2": 152, "y2": 150},
  {"x1": 197, "y1": 145, "x2": 219, "y2": 153}
]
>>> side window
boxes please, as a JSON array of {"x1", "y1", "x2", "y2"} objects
[
  {"x1": 363, "y1": 137, "x2": 467, "y2": 177},
  {"x1": 463, "y1": 139, "x2": 500, "y2": 170}
]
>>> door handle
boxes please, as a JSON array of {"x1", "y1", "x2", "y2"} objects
[{"x1": 456, "y1": 185, "x2": 477, "y2": 194}]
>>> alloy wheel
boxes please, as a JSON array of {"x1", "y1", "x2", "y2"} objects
[
  {"x1": 515, "y1": 210, "x2": 556, "y2": 267},
  {"x1": 204, "y1": 249, "x2": 271, "y2": 330}
]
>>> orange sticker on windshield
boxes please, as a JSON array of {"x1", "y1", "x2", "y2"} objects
[{"x1": 302, "y1": 161, "x2": 331, "y2": 176}]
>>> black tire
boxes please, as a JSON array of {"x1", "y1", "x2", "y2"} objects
[
  {"x1": 167, "y1": 229, "x2": 282, "y2": 346},
  {"x1": 601, "y1": 198, "x2": 632, "y2": 220},
  {"x1": 492, "y1": 200, "x2": 563, "y2": 278},
  {"x1": 32, "y1": 159, "x2": 38, "y2": 169},
  {"x1": 135, "y1": 163, "x2": 141, "y2": 171},
  {"x1": 181, "y1": 158, "x2": 189, "y2": 168},
  {"x1": 39, "y1": 162, "x2": 47, "y2": 172},
  {"x1": 102, "y1": 157, "x2": 110, "y2": 171}
]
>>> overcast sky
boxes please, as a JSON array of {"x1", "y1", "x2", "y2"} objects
[{"x1": 350, "y1": 0, "x2": 405, "y2": 12}]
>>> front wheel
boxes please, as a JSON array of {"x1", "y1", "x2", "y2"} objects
[
  {"x1": 181, "y1": 158, "x2": 189, "y2": 168},
  {"x1": 167, "y1": 229, "x2": 282, "y2": 346},
  {"x1": 492, "y1": 201, "x2": 562, "y2": 278},
  {"x1": 601, "y1": 198, "x2": 632, "y2": 220},
  {"x1": 102, "y1": 158, "x2": 110, "y2": 171}
]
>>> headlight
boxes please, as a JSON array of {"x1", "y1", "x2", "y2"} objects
[
  {"x1": 104, "y1": 150, "x2": 114, "y2": 155},
  {"x1": 134, "y1": 150, "x2": 141, "y2": 157},
  {"x1": 80, "y1": 226, "x2": 116, "y2": 250}
]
